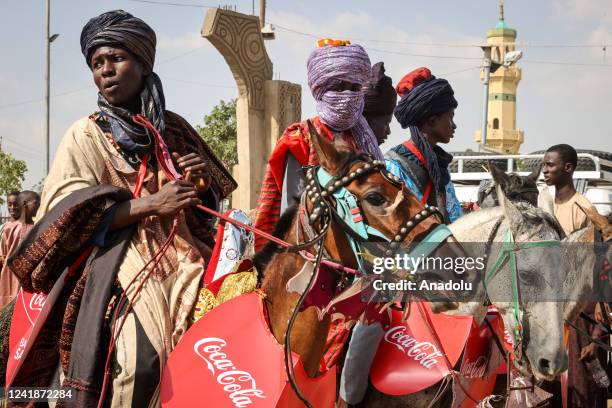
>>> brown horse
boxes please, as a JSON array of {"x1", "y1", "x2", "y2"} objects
[{"x1": 253, "y1": 124, "x2": 450, "y2": 378}]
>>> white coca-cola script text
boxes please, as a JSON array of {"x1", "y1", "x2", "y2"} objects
[
  {"x1": 194, "y1": 338, "x2": 266, "y2": 407},
  {"x1": 383, "y1": 326, "x2": 443, "y2": 369},
  {"x1": 29, "y1": 293, "x2": 46, "y2": 311}
]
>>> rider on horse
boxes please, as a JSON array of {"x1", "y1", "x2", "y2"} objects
[
  {"x1": 253, "y1": 39, "x2": 384, "y2": 251},
  {"x1": 1, "y1": 10, "x2": 235, "y2": 407},
  {"x1": 339, "y1": 67, "x2": 464, "y2": 406}
]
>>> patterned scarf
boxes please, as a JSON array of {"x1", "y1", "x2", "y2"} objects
[
  {"x1": 97, "y1": 73, "x2": 166, "y2": 155},
  {"x1": 408, "y1": 125, "x2": 453, "y2": 191}
]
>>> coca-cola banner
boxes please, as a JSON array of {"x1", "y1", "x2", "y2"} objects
[
  {"x1": 6, "y1": 276, "x2": 68, "y2": 387},
  {"x1": 161, "y1": 292, "x2": 336, "y2": 408},
  {"x1": 370, "y1": 302, "x2": 473, "y2": 395},
  {"x1": 453, "y1": 316, "x2": 501, "y2": 408}
]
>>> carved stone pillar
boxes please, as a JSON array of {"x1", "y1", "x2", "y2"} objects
[{"x1": 202, "y1": 9, "x2": 301, "y2": 211}]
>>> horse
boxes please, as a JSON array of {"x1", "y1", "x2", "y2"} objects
[
  {"x1": 253, "y1": 121, "x2": 468, "y2": 380},
  {"x1": 478, "y1": 163, "x2": 541, "y2": 208},
  {"x1": 362, "y1": 184, "x2": 570, "y2": 407}
]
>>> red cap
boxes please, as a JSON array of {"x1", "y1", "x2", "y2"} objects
[{"x1": 395, "y1": 67, "x2": 432, "y2": 97}]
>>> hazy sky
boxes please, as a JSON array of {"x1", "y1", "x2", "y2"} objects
[{"x1": 1, "y1": 0, "x2": 611, "y2": 193}]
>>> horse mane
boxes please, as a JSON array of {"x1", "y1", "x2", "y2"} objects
[
  {"x1": 253, "y1": 205, "x2": 298, "y2": 278},
  {"x1": 504, "y1": 174, "x2": 537, "y2": 203},
  {"x1": 515, "y1": 202, "x2": 566, "y2": 239}
]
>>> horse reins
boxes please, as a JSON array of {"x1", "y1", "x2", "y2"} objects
[
  {"x1": 97, "y1": 115, "x2": 447, "y2": 408},
  {"x1": 281, "y1": 135, "x2": 447, "y2": 407}
]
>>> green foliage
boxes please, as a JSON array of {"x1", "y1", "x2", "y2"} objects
[
  {"x1": 0, "y1": 149, "x2": 27, "y2": 205},
  {"x1": 196, "y1": 99, "x2": 238, "y2": 169}
]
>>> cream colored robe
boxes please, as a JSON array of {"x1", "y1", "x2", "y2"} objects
[{"x1": 40, "y1": 115, "x2": 208, "y2": 407}]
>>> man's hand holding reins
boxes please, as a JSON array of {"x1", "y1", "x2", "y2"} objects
[{"x1": 172, "y1": 152, "x2": 212, "y2": 193}]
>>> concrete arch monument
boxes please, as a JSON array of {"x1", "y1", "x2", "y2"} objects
[{"x1": 202, "y1": 8, "x2": 301, "y2": 210}]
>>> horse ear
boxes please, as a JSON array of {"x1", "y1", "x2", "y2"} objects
[
  {"x1": 489, "y1": 162, "x2": 510, "y2": 188},
  {"x1": 497, "y1": 184, "x2": 523, "y2": 228},
  {"x1": 307, "y1": 120, "x2": 343, "y2": 175},
  {"x1": 527, "y1": 162, "x2": 543, "y2": 183}
]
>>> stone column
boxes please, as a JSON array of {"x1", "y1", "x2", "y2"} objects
[
  {"x1": 202, "y1": 8, "x2": 301, "y2": 211},
  {"x1": 264, "y1": 80, "x2": 302, "y2": 153}
]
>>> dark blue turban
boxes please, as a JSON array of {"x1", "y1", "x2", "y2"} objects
[
  {"x1": 80, "y1": 10, "x2": 156, "y2": 72},
  {"x1": 394, "y1": 67, "x2": 458, "y2": 128}
]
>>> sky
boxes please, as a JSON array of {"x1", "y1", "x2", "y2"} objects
[{"x1": 1, "y1": 0, "x2": 611, "y2": 195}]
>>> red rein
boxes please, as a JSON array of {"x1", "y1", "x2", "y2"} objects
[{"x1": 98, "y1": 115, "x2": 298, "y2": 407}]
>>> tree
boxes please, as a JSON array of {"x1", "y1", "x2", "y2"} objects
[
  {"x1": 196, "y1": 99, "x2": 238, "y2": 169},
  {"x1": 0, "y1": 149, "x2": 27, "y2": 205}
]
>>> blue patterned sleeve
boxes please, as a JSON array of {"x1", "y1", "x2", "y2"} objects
[
  {"x1": 445, "y1": 182, "x2": 463, "y2": 222},
  {"x1": 385, "y1": 159, "x2": 423, "y2": 202}
]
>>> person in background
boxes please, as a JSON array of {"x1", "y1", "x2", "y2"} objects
[
  {"x1": 362, "y1": 62, "x2": 397, "y2": 145},
  {"x1": 385, "y1": 67, "x2": 463, "y2": 223},
  {"x1": 541, "y1": 143, "x2": 608, "y2": 407},
  {"x1": 0, "y1": 191, "x2": 39, "y2": 308},
  {"x1": 0, "y1": 191, "x2": 21, "y2": 239},
  {"x1": 541, "y1": 143, "x2": 595, "y2": 235},
  {"x1": 339, "y1": 67, "x2": 462, "y2": 407}
]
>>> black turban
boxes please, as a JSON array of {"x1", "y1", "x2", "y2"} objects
[
  {"x1": 80, "y1": 10, "x2": 156, "y2": 72},
  {"x1": 363, "y1": 62, "x2": 397, "y2": 117},
  {"x1": 81, "y1": 10, "x2": 165, "y2": 156},
  {"x1": 394, "y1": 67, "x2": 458, "y2": 128}
]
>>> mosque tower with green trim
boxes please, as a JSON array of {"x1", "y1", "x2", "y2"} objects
[{"x1": 474, "y1": 1, "x2": 524, "y2": 153}]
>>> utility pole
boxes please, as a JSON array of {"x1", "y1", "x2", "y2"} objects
[
  {"x1": 44, "y1": 0, "x2": 59, "y2": 175},
  {"x1": 44, "y1": 0, "x2": 50, "y2": 175},
  {"x1": 480, "y1": 46, "x2": 492, "y2": 151},
  {"x1": 259, "y1": 0, "x2": 265, "y2": 28}
]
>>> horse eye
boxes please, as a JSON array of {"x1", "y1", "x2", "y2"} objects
[{"x1": 364, "y1": 192, "x2": 386, "y2": 206}]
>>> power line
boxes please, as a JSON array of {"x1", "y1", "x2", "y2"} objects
[
  {"x1": 0, "y1": 44, "x2": 212, "y2": 111},
  {"x1": 124, "y1": 0, "x2": 215, "y2": 8},
  {"x1": 0, "y1": 86, "x2": 93, "y2": 110},
  {"x1": 440, "y1": 66, "x2": 481, "y2": 76},
  {"x1": 274, "y1": 25, "x2": 612, "y2": 67},
  {"x1": 366, "y1": 46, "x2": 482, "y2": 61},
  {"x1": 118, "y1": 2, "x2": 612, "y2": 50},
  {"x1": 522, "y1": 59, "x2": 612, "y2": 67},
  {"x1": 164, "y1": 77, "x2": 235, "y2": 88},
  {"x1": 157, "y1": 45, "x2": 209, "y2": 64},
  {"x1": 272, "y1": 24, "x2": 611, "y2": 50}
]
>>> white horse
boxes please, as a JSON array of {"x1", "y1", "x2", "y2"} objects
[{"x1": 361, "y1": 187, "x2": 570, "y2": 407}]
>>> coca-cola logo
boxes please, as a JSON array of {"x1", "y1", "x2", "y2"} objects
[
  {"x1": 461, "y1": 355, "x2": 487, "y2": 378},
  {"x1": 194, "y1": 338, "x2": 266, "y2": 408},
  {"x1": 383, "y1": 326, "x2": 443, "y2": 369},
  {"x1": 29, "y1": 293, "x2": 46, "y2": 311},
  {"x1": 13, "y1": 337, "x2": 27, "y2": 360}
]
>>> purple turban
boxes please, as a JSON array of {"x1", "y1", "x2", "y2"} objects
[{"x1": 306, "y1": 43, "x2": 383, "y2": 160}]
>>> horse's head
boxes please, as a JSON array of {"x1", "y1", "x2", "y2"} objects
[
  {"x1": 479, "y1": 163, "x2": 541, "y2": 208},
  {"x1": 306, "y1": 121, "x2": 444, "y2": 269},
  {"x1": 486, "y1": 185, "x2": 568, "y2": 380}
]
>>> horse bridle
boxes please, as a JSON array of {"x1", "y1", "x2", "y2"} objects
[
  {"x1": 483, "y1": 216, "x2": 561, "y2": 376},
  {"x1": 284, "y1": 152, "x2": 448, "y2": 408},
  {"x1": 301, "y1": 158, "x2": 445, "y2": 261}
]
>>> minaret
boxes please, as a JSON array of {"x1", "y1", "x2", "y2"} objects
[{"x1": 474, "y1": 0, "x2": 524, "y2": 153}]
